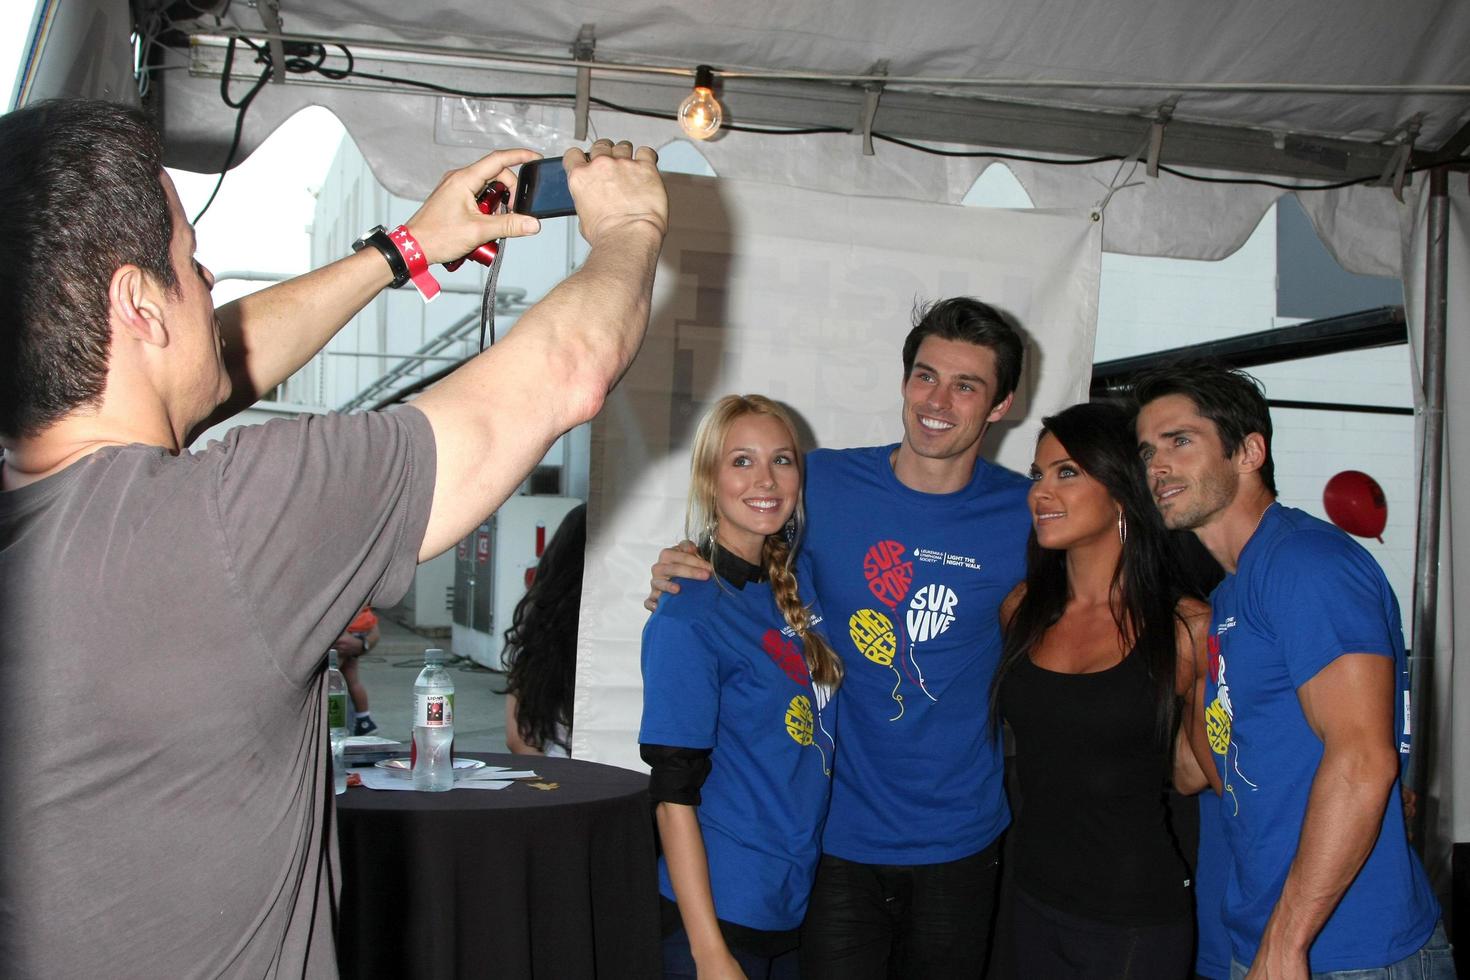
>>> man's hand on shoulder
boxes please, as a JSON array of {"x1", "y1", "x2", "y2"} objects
[
  {"x1": 564, "y1": 141, "x2": 668, "y2": 249},
  {"x1": 645, "y1": 540, "x2": 711, "y2": 612},
  {"x1": 406, "y1": 148, "x2": 545, "y2": 265}
]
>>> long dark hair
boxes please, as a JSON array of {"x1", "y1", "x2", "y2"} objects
[
  {"x1": 990, "y1": 401, "x2": 1202, "y2": 746},
  {"x1": 500, "y1": 504, "x2": 587, "y2": 753}
]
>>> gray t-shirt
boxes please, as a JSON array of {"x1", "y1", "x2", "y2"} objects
[{"x1": 0, "y1": 407, "x2": 436, "y2": 978}]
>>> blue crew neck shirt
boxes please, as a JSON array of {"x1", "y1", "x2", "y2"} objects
[
  {"x1": 640, "y1": 549, "x2": 839, "y2": 931},
  {"x1": 1203, "y1": 503, "x2": 1438, "y2": 971},
  {"x1": 802, "y1": 445, "x2": 1031, "y2": 864}
]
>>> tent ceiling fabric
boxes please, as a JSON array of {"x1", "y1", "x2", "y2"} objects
[
  {"x1": 153, "y1": 0, "x2": 1470, "y2": 148},
  {"x1": 139, "y1": 0, "x2": 1467, "y2": 269}
]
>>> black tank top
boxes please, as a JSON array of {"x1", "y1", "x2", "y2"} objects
[{"x1": 997, "y1": 649, "x2": 1192, "y2": 924}]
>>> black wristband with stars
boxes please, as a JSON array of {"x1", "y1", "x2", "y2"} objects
[{"x1": 351, "y1": 225, "x2": 410, "y2": 289}]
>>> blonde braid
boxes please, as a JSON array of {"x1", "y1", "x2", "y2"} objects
[{"x1": 763, "y1": 536, "x2": 844, "y2": 689}]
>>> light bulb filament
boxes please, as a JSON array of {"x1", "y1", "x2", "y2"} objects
[{"x1": 678, "y1": 66, "x2": 723, "y2": 140}]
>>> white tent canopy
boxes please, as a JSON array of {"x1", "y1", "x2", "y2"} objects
[{"x1": 19, "y1": 0, "x2": 1470, "y2": 887}]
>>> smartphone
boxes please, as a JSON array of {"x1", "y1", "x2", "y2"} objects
[{"x1": 514, "y1": 158, "x2": 576, "y2": 219}]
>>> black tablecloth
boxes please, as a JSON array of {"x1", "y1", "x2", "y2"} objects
[{"x1": 336, "y1": 752, "x2": 660, "y2": 979}]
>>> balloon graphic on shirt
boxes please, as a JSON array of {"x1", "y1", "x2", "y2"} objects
[
  {"x1": 850, "y1": 608, "x2": 905, "y2": 721},
  {"x1": 849, "y1": 609, "x2": 897, "y2": 666},
  {"x1": 762, "y1": 629, "x2": 811, "y2": 687},
  {"x1": 863, "y1": 540, "x2": 913, "y2": 610},
  {"x1": 1205, "y1": 699, "x2": 1231, "y2": 756},
  {"x1": 906, "y1": 584, "x2": 957, "y2": 643},
  {"x1": 785, "y1": 695, "x2": 815, "y2": 746},
  {"x1": 1210, "y1": 652, "x2": 1256, "y2": 816},
  {"x1": 1323, "y1": 470, "x2": 1388, "y2": 542}
]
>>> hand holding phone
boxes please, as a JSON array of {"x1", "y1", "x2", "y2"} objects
[{"x1": 513, "y1": 158, "x2": 576, "y2": 219}]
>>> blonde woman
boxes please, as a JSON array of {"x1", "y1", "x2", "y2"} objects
[{"x1": 640, "y1": 395, "x2": 843, "y2": 980}]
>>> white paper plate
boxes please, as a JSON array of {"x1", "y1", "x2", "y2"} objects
[{"x1": 374, "y1": 757, "x2": 487, "y2": 772}]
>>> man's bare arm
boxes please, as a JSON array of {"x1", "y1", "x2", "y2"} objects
[
  {"x1": 412, "y1": 141, "x2": 667, "y2": 562},
  {"x1": 190, "y1": 149, "x2": 544, "y2": 441},
  {"x1": 1246, "y1": 653, "x2": 1398, "y2": 979}
]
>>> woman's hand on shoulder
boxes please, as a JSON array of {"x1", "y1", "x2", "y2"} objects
[{"x1": 999, "y1": 582, "x2": 1027, "y2": 632}]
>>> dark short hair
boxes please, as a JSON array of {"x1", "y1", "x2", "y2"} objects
[
  {"x1": 1132, "y1": 361, "x2": 1277, "y2": 494},
  {"x1": 901, "y1": 297, "x2": 1024, "y2": 408},
  {"x1": 0, "y1": 99, "x2": 177, "y2": 440}
]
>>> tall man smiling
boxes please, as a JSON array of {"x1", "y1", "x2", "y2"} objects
[
  {"x1": 1133, "y1": 363, "x2": 1448, "y2": 980},
  {"x1": 651, "y1": 298, "x2": 1032, "y2": 978}
]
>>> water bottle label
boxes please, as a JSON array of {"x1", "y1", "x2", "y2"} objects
[
  {"x1": 414, "y1": 693, "x2": 453, "y2": 727},
  {"x1": 327, "y1": 692, "x2": 348, "y2": 730}
]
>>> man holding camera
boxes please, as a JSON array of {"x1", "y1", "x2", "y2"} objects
[{"x1": 0, "y1": 99, "x2": 665, "y2": 977}]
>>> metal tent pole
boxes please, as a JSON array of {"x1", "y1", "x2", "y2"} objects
[{"x1": 1408, "y1": 166, "x2": 1450, "y2": 849}]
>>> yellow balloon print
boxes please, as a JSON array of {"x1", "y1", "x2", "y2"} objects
[
  {"x1": 786, "y1": 695, "x2": 815, "y2": 746},
  {"x1": 1205, "y1": 698, "x2": 1231, "y2": 756},
  {"x1": 850, "y1": 609, "x2": 897, "y2": 666}
]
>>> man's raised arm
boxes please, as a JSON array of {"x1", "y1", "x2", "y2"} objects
[
  {"x1": 412, "y1": 139, "x2": 667, "y2": 562},
  {"x1": 191, "y1": 148, "x2": 544, "y2": 440}
]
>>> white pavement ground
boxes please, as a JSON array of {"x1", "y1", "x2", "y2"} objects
[{"x1": 348, "y1": 610, "x2": 511, "y2": 754}]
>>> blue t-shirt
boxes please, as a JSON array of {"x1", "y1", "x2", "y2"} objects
[
  {"x1": 1195, "y1": 796, "x2": 1231, "y2": 979},
  {"x1": 1202, "y1": 503, "x2": 1438, "y2": 971},
  {"x1": 803, "y1": 445, "x2": 1031, "y2": 864},
  {"x1": 639, "y1": 550, "x2": 838, "y2": 931}
]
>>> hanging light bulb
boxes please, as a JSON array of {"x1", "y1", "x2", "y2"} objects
[{"x1": 678, "y1": 65, "x2": 723, "y2": 140}]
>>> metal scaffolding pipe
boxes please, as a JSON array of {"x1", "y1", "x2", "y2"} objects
[{"x1": 1408, "y1": 167, "x2": 1450, "y2": 849}]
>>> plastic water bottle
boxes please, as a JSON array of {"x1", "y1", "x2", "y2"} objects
[
  {"x1": 412, "y1": 648, "x2": 455, "y2": 792},
  {"x1": 326, "y1": 648, "x2": 349, "y2": 795}
]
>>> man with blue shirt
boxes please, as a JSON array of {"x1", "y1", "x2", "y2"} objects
[
  {"x1": 1134, "y1": 363, "x2": 1450, "y2": 980},
  {"x1": 650, "y1": 298, "x2": 1032, "y2": 978}
]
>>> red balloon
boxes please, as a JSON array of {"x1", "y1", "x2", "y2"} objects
[{"x1": 1323, "y1": 470, "x2": 1388, "y2": 541}]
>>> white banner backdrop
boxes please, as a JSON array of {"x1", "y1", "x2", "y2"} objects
[{"x1": 573, "y1": 173, "x2": 1101, "y2": 770}]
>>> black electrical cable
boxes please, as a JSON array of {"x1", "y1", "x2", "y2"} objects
[
  {"x1": 215, "y1": 36, "x2": 1441, "y2": 201},
  {"x1": 191, "y1": 36, "x2": 270, "y2": 224},
  {"x1": 872, "y1": 131, "x2": 1124, "y2": 165}
]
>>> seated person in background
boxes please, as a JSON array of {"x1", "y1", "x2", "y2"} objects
[
  {"x1": 501, "y1": 503, "x2": 587, "y2": 756},
  {"x1": 641, "y1": 394, "x2": 842, "y2": 980},
  {"x1": 335, "y1": 606, "x2": 382, "y2": 735}
]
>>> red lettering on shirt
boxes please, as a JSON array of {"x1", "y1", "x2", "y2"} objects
[
  {"x1": 762, "y1": 629, "x2": 810, "y2": 687},
  {"x1": 863, "y1": 540, "x2": 913, "y2": 610}
]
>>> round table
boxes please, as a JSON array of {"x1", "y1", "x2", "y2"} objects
[{"x1": 336, "y1": 752, "x2": 660, "y2": 979}]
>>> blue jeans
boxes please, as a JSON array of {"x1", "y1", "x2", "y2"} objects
[{"x1": 1228, "y1": 922, "x2": 1455, "y2": 979}]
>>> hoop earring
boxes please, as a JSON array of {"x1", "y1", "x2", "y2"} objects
[{"x1": 1117, "y1": 511, "x2": 1128, "y2": 544}]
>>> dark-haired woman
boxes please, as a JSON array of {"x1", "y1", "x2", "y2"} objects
[
  {"x1": 640, "y1": 394, "x2": 843, "y2": 980},
  {"x1": 501, "y1": 503, "x2": 586, "y2": 756},
  {"x1": 993, "y1": 401, "x2": 1213, "y2": 978}
]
